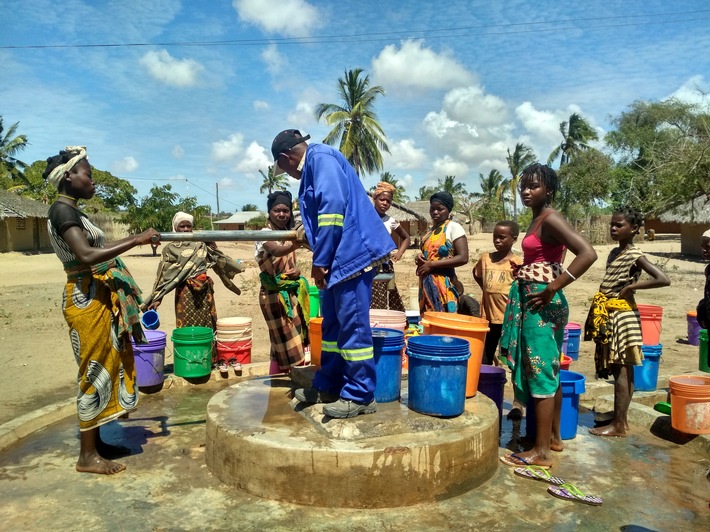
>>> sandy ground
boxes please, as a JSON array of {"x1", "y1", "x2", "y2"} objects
[{"x1": 0, "y1": 233, "x2": 706, "y2": 425}]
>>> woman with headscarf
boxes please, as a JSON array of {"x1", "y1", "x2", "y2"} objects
[
  {"x1": 415, "y1": 191, "x2": 469, "y2": 313},
  {"x1": 370, "y1": 181, "x2": 410, "y2": 312},
  {"x1": 255, "y1": 191, "x2": 310, "y2": 374},
  {"x1": 44, "y1": 146, "x2": 160, "y2": 475},
  {"x1": 143, "y1": 212, "x2": 244, "y2": 368}
]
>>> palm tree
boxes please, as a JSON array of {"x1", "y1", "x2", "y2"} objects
[
  {"x1": 0, "y1": 117, "x2": 29, "y2": 186},
  {"x1": 370, "y1": 171, "x2": 409, "y2": 203},
  {"x1": 505, "y1": 143, "x2": 537, "y2": 220},
  {"x1": 547, "y1": 113, "x2": 598, "y2": 167},
  {"x1": 471, "y1": 169, "x2": 506, "y2": 219},
  {"x1": 314, "y1": 68, "x2": 389, "y2": 177},
  {"x1": 258, "y1": 166, "x2": 290, "y2": 195}
]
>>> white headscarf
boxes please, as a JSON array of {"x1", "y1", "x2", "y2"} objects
[
  {"x1": 46, "y1": 146, "x2": 88, "y2": 188},
  {"x1": 172, "y1": 211, "x2": 194, "y2": 232},
  {"x1": 703, "y1": 229, "x2": 710, "y2": 239}
]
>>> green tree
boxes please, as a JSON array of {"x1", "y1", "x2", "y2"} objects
[
  {"x1": 241, "y1": 203, "x2": 259, "y2": 212},
  {"x1": 259, "y1": 166, "x2": 290, "y2": 195},
  {"x1": 125, "y1": 184, "x2": 210, "y2": 232},
  {"x1": 0, "y1": 117, "x2": 29, "y2": 187},
  {"x1": 416, "y1": 185, "x2": 437, "y2": 201},
  {"x1": 370, "y1": 171, "x2": 409, "y2": 203},
  {"x1": 605, "y1": 98, "x2": 710, "y2": 213},
  {"x1": 471, "y1": 169, "x2": 507, "y2": 222},
  {"x1": 314, "y1": 68, "x2": 389, "y2": 177},
  {"x1": 504, "y1": 143, "x2": 537, "y2": 220},
  {"x1": 556, "y1": 148, "x2": 613, "y2": 224},
  {"x1": 547, "y1": 113, "x2": 599, "y2": 167}
]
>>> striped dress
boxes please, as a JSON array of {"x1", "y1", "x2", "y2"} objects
[{"x1": 587, "y1": 244, "x2": 644, "y2": 378}]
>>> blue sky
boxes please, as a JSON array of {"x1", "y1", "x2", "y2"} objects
[{"x1": 2, "y1": 0, "x2": 709, "y2": 213}]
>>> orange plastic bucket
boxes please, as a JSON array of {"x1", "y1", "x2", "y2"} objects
[
  {"x1": 309, "y1": 317, "x2": 323, "y2": 366},
  {"x1": 421, "y1": 312, "x2": 489, "y2": 398},
  {"x1": 637, "y1": 304, "x2": 663, "y2": 345},
  {"x1": 560, "y1": 354, "x2": 573, "y2": 371},
  {"x1": 669, "y1": 375, "x2": 710, "y2": 434}
]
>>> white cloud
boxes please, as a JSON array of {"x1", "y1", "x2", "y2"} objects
[
  {"x1": 261, "y1": 44, "x2": 283, "y2": 75},
  {"x1": 219, "y1": 177, "x2": 235, "y2": 188},
  {"x1": 113, "y1": 156, "x2": 139, "y2": 173},
  {"x1": 669, "y1": 75, "x2": 710, "y2": 107},
  {"x1": 235, "y1": 141, "x2": 272, "y2": 173},
  {"x1": 384, "y1": 139, "x2": 427, "y2": 170},
  {"x1": 139, "y1": 50, "x2": 203, "y2": 87},
  {"x1": 372, "y1": 40, "x2": 475, "y2": 91},
  {"x1": 172, "y1": 145, "x2": 184, "y2": 159},
  {"x1": 211, "y1": 134, "x2": 244, "y2": 162},
  {"x1": 253, "y1": 100, "x2": 270, "y2": 111},
  {"x1": 431, "y1": 156, "x2": 468, "y2": 179},
  {"x1": 234, "y1": 0, "x2": 320, "y2": 37},
  {"x1": 515, "y1": 102, "x2": 565, "y2": 146},
  {"x1": 287, "y1": 101, "x2": 317, "y2": 127},
  {"x1": 442, "y1": 86, "x2": 508, "y2": 126}
]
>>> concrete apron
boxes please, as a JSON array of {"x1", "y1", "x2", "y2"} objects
[{"x1": 1, "y1": 368, "x2": 709, "y2": 529}]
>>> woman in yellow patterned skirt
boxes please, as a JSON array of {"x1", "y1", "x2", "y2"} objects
[{"x1": 44, "y1": 146, "x2": 160, "y2": 475}]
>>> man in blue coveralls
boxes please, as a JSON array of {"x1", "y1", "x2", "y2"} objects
[{"x1": 271, "y1": 129, "x2": 395, "y2": 418}]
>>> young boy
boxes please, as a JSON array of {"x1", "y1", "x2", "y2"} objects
[{"x1": 474, "y1": 221, "x2": 524, "y2": 418}]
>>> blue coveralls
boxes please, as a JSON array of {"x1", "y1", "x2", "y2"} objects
[{"x1": 299, "y1": 144, "x2": 395, "y2": 403}]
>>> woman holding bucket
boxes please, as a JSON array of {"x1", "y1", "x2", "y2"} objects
[
  {"x1": 584, "y1": 206, "x2": 670, "y2": 437},
  {"x1": 499, "y1": 164, "x2": 597, "y2": 469},
  {"x1": 415, "y1": 191, "x2": 469, "y2": 313},
  {"x1": 370, "y1": 181, "x2": 409, "y2": 312},
  {"x1": 143, "y1": 212, "x2": 244, "y2": 371},
  {"x1": 255, "y1": 191, "x2": 310, "y2": 374},
  {"x1": 44, "y1": 146, "x2": 160, "y2": 475}
]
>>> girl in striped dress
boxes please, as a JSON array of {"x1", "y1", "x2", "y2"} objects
[{"x1": 584, "y1": 206, "x2": 670, "y2": 437}]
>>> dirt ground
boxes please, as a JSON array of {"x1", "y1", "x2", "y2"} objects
[{"x1": 1, "y1": 233, "x2": 706, "y2": 425}]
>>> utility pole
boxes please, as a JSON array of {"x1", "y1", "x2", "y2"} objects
[{"x1": 215, "y1": 182, "x2": 220, "y2": 217}]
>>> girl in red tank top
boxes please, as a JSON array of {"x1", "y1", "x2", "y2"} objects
[{"x1": 499, "y1": 164, "x2": 597, "y2": 470}]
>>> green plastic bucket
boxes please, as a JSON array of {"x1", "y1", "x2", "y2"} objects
[
  {"x1": 172, "y1": 326, "x2": 214, "y2": 378},
  {"x1": 308, "y1": 285, "x2": 320, "y2": 318},
  {"x1": 700, "y1": 329, "x2": 709, "y2": 374}
]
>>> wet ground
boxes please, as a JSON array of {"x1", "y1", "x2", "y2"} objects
[{"x1": 0, "y1": 379, "x2": 709, "y2": 531}]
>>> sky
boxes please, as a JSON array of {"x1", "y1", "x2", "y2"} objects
[{"x1": 2, "y1": 0, "x2": 710, "y2": 214}]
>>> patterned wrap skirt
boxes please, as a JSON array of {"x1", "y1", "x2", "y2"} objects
[
  {"x1": 64, "y1": 274, "x2": 139, "y2": 431},
  {"x1": 259, "y1": 287, "x2": 307, "y2": 370},
  {"x1": 500, "y1": 280, "x2": 569, "y2": 401}
]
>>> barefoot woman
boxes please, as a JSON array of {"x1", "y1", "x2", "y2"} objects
[
  {"x1": 44, "y1": 147, "x2": 159, "y2": 474},
  {"x1": 499, "y1": 164, "x2": 596, "y2": 468}
]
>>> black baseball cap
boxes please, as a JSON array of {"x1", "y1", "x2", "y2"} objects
[{"x1": 271, "y1": 129, "x2": 310, "y2": 161}]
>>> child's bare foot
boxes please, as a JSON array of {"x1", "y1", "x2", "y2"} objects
[
  {"x1": 550, "y1": 438, "x2": 564, "y2": 452},
  {"x1": 589, "y1": 424, "x2": 627, "y2": 437},
  {"x1": 76, "y1": 452, "x2": 126, "y2": 474}
]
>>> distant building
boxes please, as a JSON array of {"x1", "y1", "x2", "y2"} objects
[
  {"x1": 655, "y1": 195, "x2": 710, "y2": 257},
  {"x1": 0, "y1": 190, "x2": 50, "y2": 253},
  {"x1": 213, "y1": 211, "x2": 264, "y2": 231},
  {"x1": 365, "y1": 194, "x2": 428, "y2": 249}
]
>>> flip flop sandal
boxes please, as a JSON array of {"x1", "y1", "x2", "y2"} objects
[
  {"x1": 514, "y1": 466, "x2": 566, "y2": 485},
  {"x1": 230, "y1": 360, "x2": 242, "y2": 375},
  {"x1": 547, "y1": 483, "x2": 603, "y2": 506},
  {"x1": 499, "y1": 453, "x2": 552, "y2": 470}
]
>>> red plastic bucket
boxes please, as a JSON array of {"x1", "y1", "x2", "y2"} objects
[
  {"x1": 637, "y1": 304, "x2": 663, "y2": 345},
  {"x1": 215, "y1": 339, "x2": 252, "y2": 365}
]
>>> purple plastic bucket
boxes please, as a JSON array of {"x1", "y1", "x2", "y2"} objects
[
  {"x1": 477, "y1": 365, "x2": 506, "y2": 428},
  {"x1": 132, "y1": 330, "x2": 167, "y2": 387},
  {"x1": 688, "y1": 312, "x2": 701, "y2": 346}
]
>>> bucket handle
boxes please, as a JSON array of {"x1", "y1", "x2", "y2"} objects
[
  {"x1": 216, "y1": 340, "x2": 253, "y2": 350},
  {"x1": 173, "y1": 350, "x2": 211, "y2": 364}
]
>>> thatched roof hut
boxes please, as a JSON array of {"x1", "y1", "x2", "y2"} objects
[
  {"x1": 367, "y1": 194, "x2": 428, "y2": 248},
  {"x1": 0, "y1": 190, "x2": 51, "y2": 252},
  {"x1": 657, "y1": 195, "x2": 710, "y2": 256}
]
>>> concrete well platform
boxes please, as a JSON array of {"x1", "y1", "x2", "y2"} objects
[{"x1": 205, "y1": 376, "x2": 499, "y2": 508}]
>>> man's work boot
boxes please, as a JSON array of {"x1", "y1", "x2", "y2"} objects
[
  {"x1": 294, "y1": 388, "x2": 339, "y2": 404},
  {"x1": 322, "y1": 398, "x2": 377, "y2": 419}
]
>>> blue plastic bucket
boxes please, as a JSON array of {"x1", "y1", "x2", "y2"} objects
[
  {"x1": 406, "y1": 335, "x2": 470, "y2": 417},
  {"x1": 141, "y1": 309, "x2": 160, "y2": 330},
  {"x1": 132, "y1": 330, "x2": 166, "y2": 387},
  {"x1": 564, "y1": 323, "x2": 582, "y2": 360},
  {"x1": 477, "y1": 365, "x2": 507, "y2": 428},
  {"x1": 526, "y1": 370, "x2": 586, "y2": 440},
  {"x1": 634, "y1": 344, "x2": 662, "y2": 391},
  {"x1": 372, "y1": 328, "x2": 405, "y2": 402}
]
